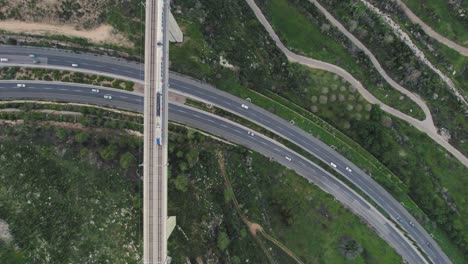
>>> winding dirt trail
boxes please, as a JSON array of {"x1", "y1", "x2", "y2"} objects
[
  {"x1": 245, "y1": 0, "x2": 468, "y2": 168},
  {"x1": 216, "y1": 151, "x2": 304, "y2": 264},
  {"x1": 358, "y1": 0, "x2": 467, "y2": 106},
  {"x1": 395, "y1": 0, "x2": 468, "y2": 57}
]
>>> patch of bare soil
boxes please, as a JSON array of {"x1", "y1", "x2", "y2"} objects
[
  {"x1": 0, "y1": 20, "x2": 132, "y2": 47},
  {"x1": 0, "y1": 0, "x2": 109, "y2": 29},
  {"x1": 0, "y1": 219, "x2": 13, "y2": 244},
  {"x1": 248, "y1": 222, "x2": 264, "y2": 236}
]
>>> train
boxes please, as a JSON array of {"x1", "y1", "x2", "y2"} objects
[
  {"x1": 156, "y1": 124, "x2": 162, "y2": 145},
  {"x1": 156, "y1": 92, "x2": 163, "y2": 145}
]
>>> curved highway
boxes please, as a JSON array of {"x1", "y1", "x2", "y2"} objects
[
  {"x1": 0, "y1": 81, "x2": 426, "y2": 263},
  {"x1": 0, "y1": 46, "x2": 453, "y2": 263}
]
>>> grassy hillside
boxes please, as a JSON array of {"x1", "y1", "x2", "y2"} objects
[
  {"x1": 0, "y1": 120, "x2": 401, "y2": 263},
  {"x1": 403, "y1": 0, "x2": 468, "y2": 46}
]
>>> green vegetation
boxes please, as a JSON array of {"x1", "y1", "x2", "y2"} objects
[
  {"x1": 167, "y1": 124, "x2": 401, "y2": 263},
  {"x1": 105, "y1": 1, "x2": 145, "y2": 56},
  {"x1": 170, "y1": 0, "x2": 468, "y2": 260},
  {"x1": 0, "y1": 102, "x2": 143, "y2": 132},
  {"x1": 314, "y1": 0, "x2": 466, "y2": 156},
  {"x1": 0, "y1": 117, "x2": 401, "y2": 263},
  {"x1": 0, "y1": 123, "x2": 142, "y2": 263},
  {"x1": 402, "y1": 0, "x2": 468, "y2": 46},
  {"x1": 254, "y1": 0, "x2": 424, "y2": 119},
  {"x1": 0, "y1": 67, "x2": 135, "y2": 91},
  {"x1": 367, "y1": 0, "x2": 468, "y2": 152}
]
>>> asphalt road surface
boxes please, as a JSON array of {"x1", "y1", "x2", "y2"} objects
[
  {"x1": 0, "y1": 45, "x2": 452, "y2": 263},
  {"x1": 0, "y1": 81, "x2": 427, "y2": 263}
]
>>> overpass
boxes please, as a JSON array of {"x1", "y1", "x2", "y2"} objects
[{"x1": 143, "y1": 0, "x2": 170, "y2": 263}]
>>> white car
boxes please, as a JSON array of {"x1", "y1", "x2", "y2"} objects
[
  {"x1": 241, "y1": 104, "x2": 249, "y2": 109},
  {"x1": 285, "y1": 156, "x2": 292, "y2": 161},
  {"x1": 345, "y1": 167, "x2": 352, "y2": 172},
  {"x1": 91, "y1": 89, "x2": 100, "y2": 93},
  {"x1": 247, "y1": 131, "x2": 255, "y2": 136},
  {"x1": 104, "y1": 94, "x2": 112, "y2": 100},
  {"x1": 330, "y1": 162, "x2": 337, "y2": 168},
  {"x1": 29, "y1": 54, "x2": 36, "y2": 58},
  {"x1": 71, "y1": 63, "x2": 79, "y2": 67},
  {"x1": 16, "y1": 84, "x2": 26, "y2": 88},
  {"x1": 0, "y1": 58, "x2": 9, "y2": 62}
]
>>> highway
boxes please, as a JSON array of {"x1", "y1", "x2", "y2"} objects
[
  {"x1": 0, "y1": 81, "x2": 426, "y2": 263},
  {"x1": 0, "y1": 46, "x2": 451, "y2": 263},
  {"x1": 143, "y1": 0, "x2": 169, "y2": 262}
]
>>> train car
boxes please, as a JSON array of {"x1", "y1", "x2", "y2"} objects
[
  {"x1": 156, "y1": 92, "x2": 162, "y2": 116},
  {"x1": 156, "y1": 125, "x2": 162, "y2": 145}
]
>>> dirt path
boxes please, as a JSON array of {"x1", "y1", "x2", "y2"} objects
[
  {"x1": 358, "y1": 0, "x2": 467, "y2": 105},
  {"x1": 395, "y1": 0, "x2": 468, "y2": 56},
  {"x1": 0, "y1": 20, "x2": 132, "y2": 47},
  {"x1": 245, "y1": 0, "x2": 468, "y2": 168},
  {"x1": 216, "y1": 151, "x2": 304, "y2": 264}
]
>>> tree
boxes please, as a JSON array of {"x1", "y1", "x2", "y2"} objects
[
  {"x1": 174, "y1": 174, "x2": 189, "y2": 192},
  {"x1": 75, "y1": 132, "x2": 89, "y2": 144},
  {"x1": 186, "y1": 149, "x2": 199, "y2": 167},
  {"x1": 217, "y1": 231, "x2": 230, "y2": 251},
  {"x1": 224, "y1": 188, "x2": 235, "y2": 203},
  {"x1": 339, "y1": 237, "x2": 363, "y2": 260},
  {"x1": 80, "y1": 148, "x2": 89, "y2": 159},
  {"x1": 120, "y1": 152, "x2": 135, "y2": 169},
  {"x1": 55, "y1": 128, "x2": 67, "y2": 141},
  {"x1": 99, "y1": 145, "x2": 118, "y2": 161}
]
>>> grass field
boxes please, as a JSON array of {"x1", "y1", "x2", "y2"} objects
[
  {"x1": 0, "y1": 121, "x2": 402, "y2": 263},
  {"x1": 402, "y1": 0, "x2": 468, "y2": 46}
]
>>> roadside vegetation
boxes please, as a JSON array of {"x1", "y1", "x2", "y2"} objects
[
  {"x1": 170, "y1": 0, "x2": 468, "y2": 260},
  {"x1": 0, "y1": 67, "x2": 136, "y2": 91},
  {"x1": 0, "y1": 114, "x2": 401, "y2": 263}
]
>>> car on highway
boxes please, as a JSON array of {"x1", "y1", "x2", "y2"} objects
[
  {"x1": 0, "y1": 58, "x2": 9, "y2": 62},
  {"x1": 157, "y1": 41, "x2": 163, "y2": 46},
  {"x1": 16, "y1": 84, "x2": 26, "y2": 88},
  {"x1": 409, "y1": 221, "x2": 415, "y2": 227},
  {"x1": 241, "y1": 104, "x2": 249, "y2": 109},
  {"x1": 71, "y1": 63, "x2": 79, "y2": 67},
  {"x1": 32, "y1": 60, "x2": 40, "y2": 64},
  {"x1": 330, "y1": 162, "x2": 337, "y2": 168},
  {"x1": 285, "y1": 156, "x2": 292, "y2": 161},
  {"x1": 91, "y1": 89, "x2": 100, "y2": 93},
  {"x1": 29, "y1": 54, "x2": 36, "y2": 58},
  {"x1": 247, "y1": 131, "x2": 255, "y2": 136},
  {"x1": 345, "y1": 166, "x2": 352, "y2": 172},
  {"x1": 103, "y1": 94, "x2": 112, "y2": 100}
]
